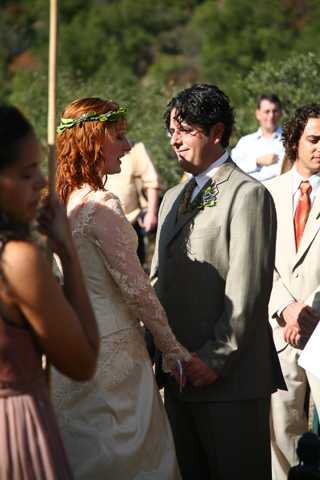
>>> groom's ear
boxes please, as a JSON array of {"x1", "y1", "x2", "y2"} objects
[{"x1": 210, "y1": 122, "x2": 225, "y2": 145}]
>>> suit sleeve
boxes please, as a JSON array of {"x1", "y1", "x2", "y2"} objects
[
  {"x1": 146, "y1": 192, "x2": 167, "y2": 358},
  {"x1": 197, "y1": 184, "x2": 277, "y2": 377},
  {"x1": 149, "y1": 191, "x2": 168, "y2": 287},
  {"x1": 268, "y1": 267, "x2": 296, "y2": 318},
  {"x1": 263, "y1": 177, "x2": 297, "y2": 318}
]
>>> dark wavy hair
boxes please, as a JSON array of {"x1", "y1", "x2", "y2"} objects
[
  {"x1": 282, "y1": 104, "x2": 320, "y2": 163},
  {"x1": 163, "y1": 84, "x2": 235, "y2": 148},
  {"x1": 0, "y1": 105, "x2": 33, "y2": 265},
  {"x1": 55, "y1": 97, "x2": 126, "y2": 206}
]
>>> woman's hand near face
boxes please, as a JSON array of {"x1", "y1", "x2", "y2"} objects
[{"x1": 37, "y1": 194, "x2": 74, "y2": 259}]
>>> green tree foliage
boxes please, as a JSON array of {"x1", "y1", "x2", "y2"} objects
[
  {"x1": 3, "y1": 0, "x2": 320, "y2": 191},
  {"x1": 191, "y1": 0, "x2": 300, "y2": 99},
  {"x1": 57, "y1": 0, "x2": 189, "y2": 82},
  {"x1": 230, "y1": 52, "x2": 320, "y2": 149},
  {"x1": 9, "y1": 68, "x2": 183, "y2": 188}
]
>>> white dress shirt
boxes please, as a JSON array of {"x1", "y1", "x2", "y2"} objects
[
  {"x1": 232, "y1": 126, "x2": 285, "y2": 182},
  {"x1": 190, "y1": 151, "x2": 229, "y2": 202}
]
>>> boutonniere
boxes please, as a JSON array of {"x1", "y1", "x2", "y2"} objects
[{"x1": 192, "y1": 183, "x2": 218, "y2": 210}]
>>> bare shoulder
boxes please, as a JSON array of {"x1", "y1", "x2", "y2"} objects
[
  {"x1": 2, "y1": 240, "x2": 51, "y2": 287},
  {"x1": 2, "y1": 240, "x2": 44, "y2": 268}
]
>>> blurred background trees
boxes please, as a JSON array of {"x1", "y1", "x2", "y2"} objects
[{"x1": 1, "y1": 0, "x2": 320, "y2": 189}]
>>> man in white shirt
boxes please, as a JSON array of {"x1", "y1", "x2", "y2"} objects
[
  {"x1": 232, "y1": 93, "x2": 284, "y2": 181},
  {"x1": 148, "y1": 83, "x2": 285, "y2": 480},
  {"x1": 264, "y1": 104, "x2": 320, "y2": 480}
]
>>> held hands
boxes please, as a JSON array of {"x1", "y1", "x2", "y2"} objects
[
  {"x1": 172, "y1": 363, "x2": 188, "y2": 389},
  {"x1": 172, "y1": 352, "x2": 219, "y2": 389},
  {"x1": 283, "y1": 324, "x2": 301, "y2": 347},
  {"x1": 256, "y1": 153, "x2": 279, "y2": 167},
  {"x1": 37, "y1": 194, "x2": 74, "y2": 259},
  {"x1": 282, "y1": 302, "x2": 319, "y2": 337}
]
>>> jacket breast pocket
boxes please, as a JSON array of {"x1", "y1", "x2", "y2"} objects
[
  {"x1": 200, "y1": 322, "x2": 216, "y2": 338},
  {"x1": 190, "y1": 226, "x2": 221, "y2": 240}
]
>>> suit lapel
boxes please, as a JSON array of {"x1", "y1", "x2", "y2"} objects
[
  {"x1": 293, "y1": 186, "x2": 320, "y2": 269},
  {"x1": 274, "y1": 171, "x2": 296, "y2": 267},
  {"x1": 212, "y1": 156, "x2": 237, "y2": 187},
  {"x1": 167, "y1": 184, "x2": 203, "y2": 245},
  {"x1": 167, "y1": 157, "x2": 236, "y2": 245}
]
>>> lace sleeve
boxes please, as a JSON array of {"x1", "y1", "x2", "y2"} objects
[{"x1": 86, "y1": 191, "x2": 190, "y2": 371}]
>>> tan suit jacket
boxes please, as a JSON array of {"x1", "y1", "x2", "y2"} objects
[
  {"x1": 265, "y1": 170, "x2": 320, "y2": 351},
  {"x1": 150, "y1": 158, "x2": 285, "y2": 402}
]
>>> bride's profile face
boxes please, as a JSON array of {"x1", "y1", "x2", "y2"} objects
[
  {"x1": 101, "y1": 128, "x2": 131, "y2": 176},
  {"x1": 0, "y1": 132, "x2": 47, "y2": 223}
]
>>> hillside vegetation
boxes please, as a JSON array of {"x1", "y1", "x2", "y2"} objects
[{"x1": 1, "y1": 0, "x2": 320, "y2": 188}]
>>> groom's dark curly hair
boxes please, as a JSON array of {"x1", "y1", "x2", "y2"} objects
[{"x1": 164, "y1": 84, "x2": 235, "y2": 148}]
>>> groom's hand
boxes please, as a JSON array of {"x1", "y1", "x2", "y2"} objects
[{"x1": 185, "y1": 353, "x2": 219, "y2": 387}]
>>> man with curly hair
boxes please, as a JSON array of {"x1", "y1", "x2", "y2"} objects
[{"x1": 264, "y1": 104, "x2": 320, "y2": 480}]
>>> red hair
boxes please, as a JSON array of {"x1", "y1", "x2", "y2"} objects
[{"x1": 55, "y1": 97, "x2": 126, "y2": 206}]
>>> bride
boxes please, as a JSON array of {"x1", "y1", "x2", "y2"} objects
[{"x1": 52, "y1": 97, "x2": 191, "y2": 479}]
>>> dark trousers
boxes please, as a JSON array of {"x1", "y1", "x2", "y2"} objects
[{"x1": 165, "y1": 387, "x2": 272, "y2": 480}]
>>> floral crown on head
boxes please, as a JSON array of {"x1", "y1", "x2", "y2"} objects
[{"x1": 56, "y1": 107, "x2": 128, "y2": 134}]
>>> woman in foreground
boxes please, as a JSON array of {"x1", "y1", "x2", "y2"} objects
[
  {"x1": 0, "y1": 105, "x2": 99, "y2": 479},
  {"x1": 52, "y1": 97, "x2": 191, "y2": 480}
]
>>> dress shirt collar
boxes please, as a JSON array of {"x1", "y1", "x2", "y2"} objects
[
  {"x1": 189, "y1": 151, "x2": 229, "y2": 202},
  {"x1": 255, "y1": 125, "x2": 283, "y2": 140},
  {"x1": 292, "y1": 164, "x2": 320, "y2": 197},
  {"x1": 192, "y1": 150, "x2": 229, "y2": 190}
]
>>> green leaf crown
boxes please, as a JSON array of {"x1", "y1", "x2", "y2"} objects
[{"x1": 56, "y1": 108, "x2": 128, "y2": 134}]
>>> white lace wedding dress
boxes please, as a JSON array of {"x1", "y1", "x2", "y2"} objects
[{"x1": 52, "y1": 189, "x2": 189, "y2": 480}]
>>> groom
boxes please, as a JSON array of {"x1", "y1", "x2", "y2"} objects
[{"x1": 148, "y1": 84, "x2": 286, "y2": 480}]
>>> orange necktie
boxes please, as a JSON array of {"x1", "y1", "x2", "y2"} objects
[{"x1": 294, "y1": 181, "x2": 312, "y2": 249}]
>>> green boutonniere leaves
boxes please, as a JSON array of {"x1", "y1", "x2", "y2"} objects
[{"x1": 193, "y1": 185, "x2": 217, "y2": 210}]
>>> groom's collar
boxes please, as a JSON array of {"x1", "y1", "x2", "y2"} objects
[{"x1": 190, "y1": 150, "x2": 228, "y2": 201}]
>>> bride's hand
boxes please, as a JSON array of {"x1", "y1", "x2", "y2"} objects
[{"x1": 37, "y1": 194, "x2": 74, "y2": 258}]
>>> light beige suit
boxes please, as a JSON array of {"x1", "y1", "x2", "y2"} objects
[
  {"x1": 265, "y1": 170, "x2": 320, "y2": 480},
  {"x1": 148, "y1": 158, "x2": 285, "y2": 479}
]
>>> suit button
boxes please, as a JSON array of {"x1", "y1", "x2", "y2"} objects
[
  {"x1": 164, "y1": 284, "x2": 169, "y2": 291},
  {"x1": 294, "y1": 273, "x2": 299, "y2": 278},
  {"x1": 166, "y1": 252, "x2": 172, "y2": 259}
]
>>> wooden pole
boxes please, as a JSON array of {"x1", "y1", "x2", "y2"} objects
[
  {"x1": 48, "y1": 0, "x2": 58, "y2": 198},
  {"x1": 45, "y1": 0, "x2": 59, "y2": 391}
]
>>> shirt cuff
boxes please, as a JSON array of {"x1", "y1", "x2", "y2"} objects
[{"x1": 277, "y1": 301, "x2": 295, "y2": 318}]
